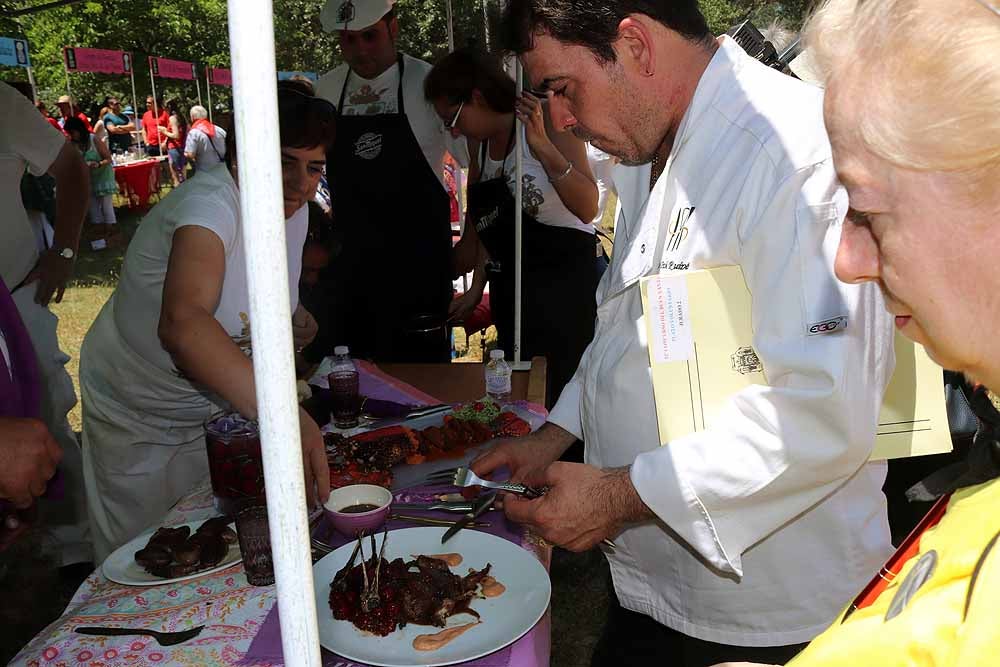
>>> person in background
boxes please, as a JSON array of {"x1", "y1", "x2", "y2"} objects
[
  {"x1": 36, "y1": 101, "x2": 62, "y2": 133},
  {"x1": 425, "y1": 49, "x2": 603, "y2": 408},
  {"x1": 141, "y1": 95, "x2": 169, "y2": 158},
  {"x1": 79, "y1": 83, "x2": 333, "y2": 560},
  {"x1": 1, "y1": 82, "x2": 91, "y2": 568},
  {"x1": 159, "y1": 98, "x2": 188, "y2": 185},
  {"x1": 56, "y1": 95, "x2": 92, "y2": 133},
  {"x1": 473, "y1": 1, "x2": 898, "y2": 665},
  {"x1": 316, "y1": 0, "x2": 469, "y2": 362},
  {"x1": 64, "y1": 117, "x2": 118, "y2": 235},
  {"x1": 90, "y1": 98, "x2": 112, "y2": 148},
  {"x1": 720, "y1": 0, "x2": 1000, "y2": 664},
  {"x1": 184, "y1": 105, "x2": 227, "y2": 173},
  {"x1": 102, "y1": 97, "x2": 134, "y2": 154},
  {"x1": 299, "y1": 201, "x2": 339, "y2": 375}
]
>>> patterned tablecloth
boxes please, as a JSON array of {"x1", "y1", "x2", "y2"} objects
[{"x1": 11, "y1": 366, "x2": 550, "y2": 667}]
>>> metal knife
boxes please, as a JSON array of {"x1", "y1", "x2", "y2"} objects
[
  {"x1": 393, "y1": 501, "x2": 475, "y2": 513},
  {"x1": 441, "y1": 491, "x2": 497, "y2": 544}
]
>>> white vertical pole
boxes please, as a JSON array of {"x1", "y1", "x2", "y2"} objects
[
  {"x1": 26, "y1": 66, "x2": 37, "y2": 101},
  {"x1": 227, "y1": 3, "x2": 321, "y2": 667},
  {"x1": 195, "y1": 76, "x2": 203, "y2": 106},
  {"x1": 446, "y1": 0, "x2": 455, "y2": 52},
  {"x1": 482, "y1": 0, "x2": 490, "y2": 51},
  {"x1": 513, "y1": 59, "x2": 524, "y2": 367},
  {"x1": 150, "y1": 67, "x2": 161, "y2": 153},
  {"x1": 64, "y1": 62, "x2": 72, "y2": 99},
  {"x1": 129, "y1": 62, "x2": 138, "y2": 122},
  {"x1": 205, "y1": 67, "x2": 215, "y2": 123}
]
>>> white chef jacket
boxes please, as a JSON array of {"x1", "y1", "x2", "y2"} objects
[{"x1": 547, "y1": 38, "x2": 896, "y2": 646}]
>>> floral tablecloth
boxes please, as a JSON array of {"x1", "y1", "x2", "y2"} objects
[{"x1": 12, "y1": 366, "x2": 551, "y2": 667}]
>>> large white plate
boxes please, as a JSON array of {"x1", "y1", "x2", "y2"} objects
[
  {"x1": 102, "y1": 519, "x2": 242, "y2": 587},
  {"x1": 313, "y1": 527, "x2": 550, "y2": 667}
]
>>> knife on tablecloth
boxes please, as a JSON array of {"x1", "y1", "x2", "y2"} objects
[{"x1": 441, "y1": 491, "x2": 497, "y2": 544}]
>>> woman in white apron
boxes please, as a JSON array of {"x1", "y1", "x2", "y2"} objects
[{"x1": 80, "y1": 82, "x2": 336, "y2": 560}]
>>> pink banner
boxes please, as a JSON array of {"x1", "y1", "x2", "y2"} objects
[
  {"x1": 149, "y1": 56, "x2": 196, "y2": 81},
  {"x1": 63, "y1": 47, "x2": 133, "y2": 74},
  {"x1": 207, "y1": 67, "x2": 231, "y2": 87}
]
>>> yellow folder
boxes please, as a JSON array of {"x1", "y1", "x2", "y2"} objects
[{"x1": 639, "y1": 266, "x2": 951, "y2": 460}]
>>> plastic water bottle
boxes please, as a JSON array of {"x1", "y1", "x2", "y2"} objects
[
  {"x1": 328, "y1": 345, "x2": 360, "y2": 428},
  {"x1": 485, "y1": 349, "x2": 512, "y2": 404}
]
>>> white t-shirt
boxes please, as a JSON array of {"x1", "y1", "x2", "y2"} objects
[
  {"x1": 587, "y1": 144, "x2": 616, "y2": 227},
  {"x1": 0, "y1": 83, "x2": 66, "y2": 287},
  {"x1": 112, "y1": 164, "x2": 307, "y2": 375},
  {"x1": 481, "y1": 124, "x2": 594, "y2": 234},
  {"x1": 316, "y1": 54, "x2": 469, "y2": 187}
]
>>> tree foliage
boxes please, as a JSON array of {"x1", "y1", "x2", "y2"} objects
[{"x1": 2, "y1": 0, "x2": 815, "y2": 116}]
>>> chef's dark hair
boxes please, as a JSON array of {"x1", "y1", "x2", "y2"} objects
[
  {"x1": 500, "y1": 0, "x2": 711, "y2": 63},
  {"x1": 225, "y1": 80, "x2": 336, "y2": 170},
  {"x1": 424, "y1": 49, "x2": 516, "y2": 113}
]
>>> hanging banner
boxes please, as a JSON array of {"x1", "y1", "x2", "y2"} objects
[
  {"x1": 63, "y1": 46, "x2": 132, "y2": 74},
  {"x1": 0, "y1": 37, "x2": 30, "y2": 68},
  {"x1": 149, "y1": 56, "x2": 196, "y2": 81},
  {"x1": 207, "y1": 67, "x2": 232, "y2": 86},
  {"x1": 278, "y1": 70, "x2": 318, "y2": 81}
]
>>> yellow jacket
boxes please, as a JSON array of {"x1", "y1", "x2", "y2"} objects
[{"x1": 788, "y1": 478, "x2": 1000, "y2": 666}]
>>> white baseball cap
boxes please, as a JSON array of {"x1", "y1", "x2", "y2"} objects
[{"x1": 320, "y1": 0, "x2": 395, "y2": 32}]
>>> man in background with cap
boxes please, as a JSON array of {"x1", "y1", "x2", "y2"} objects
[
  {"x1": 315, "y1": 0, "x2": 468, "y2": 362},
  {"x1": 56, "y1": 95, "x2": 92, "y2": 134}
]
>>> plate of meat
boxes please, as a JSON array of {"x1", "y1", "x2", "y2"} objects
[
  {"x1": 102, "y1": 518, "x2": 243, "y2": 586},
  {"x1": 312, "y1": 527, "x2": 550, "y2": 667}
]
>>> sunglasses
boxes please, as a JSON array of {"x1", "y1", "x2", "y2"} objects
[{"x1": 445, "y1": 100, "x2": 464, "y2": 130}]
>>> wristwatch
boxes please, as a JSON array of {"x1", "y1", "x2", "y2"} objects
[{"x1": 55, "y1": 247, "x2": 75, "y2": 260}]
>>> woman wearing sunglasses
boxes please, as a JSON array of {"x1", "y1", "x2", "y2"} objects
[
  {"x1": 426, "y1": 49, "x2": 605, "y2": 408},
  {"x1": 79, "y1": 82, "x2": 335, "y2": 560}
]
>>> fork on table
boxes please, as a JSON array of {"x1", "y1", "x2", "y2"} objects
[
  {"x1": 74, "y1": 625, "x2": 205, "y2": 646},
  {"x1": 420, "y1": 466, "x2": 546, "y2": 498},
  {"x1": 420, "y1": 466, "x2": 617, "y2": 550}
]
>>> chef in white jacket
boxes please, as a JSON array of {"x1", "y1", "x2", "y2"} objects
[{"x1": 474, "y1": 2, "x2": 896, "y2": 666}]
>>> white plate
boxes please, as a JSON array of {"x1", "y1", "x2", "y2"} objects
[
  {"x1": 102, "y1": 519, "x2": 242, "y2": 587},
  {"x1": 313, "y1": 527, "x2": 550, "y2": 667}
]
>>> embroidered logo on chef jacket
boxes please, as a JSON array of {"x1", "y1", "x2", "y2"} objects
[
  {"x1": 665, "y1": 206, "x2": 695, "y2": 253},
  {"x1": 731, "y1": 346, "x2": 763, "y2": 375},
  {"x1": 808, "y1": 316, "x2": 849, "y2": 336},
  {"x1": 337, "y1": 1, "x2": 355, "y2": 23},
  {"x1": 354, "y1": 132, "x2": 383, "y2": 160}
]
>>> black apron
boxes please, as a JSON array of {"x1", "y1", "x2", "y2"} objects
[
  {"x1": 466, "y1": 126, "x2": 601, "y2": 406},
  {"x1": 327, "y1": 56, "x2": 453, "y2": 362}
]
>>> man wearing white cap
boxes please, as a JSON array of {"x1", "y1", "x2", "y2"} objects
[{"x1": 316, "y1": 0, "x2": 467, "y2": 361}]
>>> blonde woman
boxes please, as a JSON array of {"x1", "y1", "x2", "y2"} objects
[{"x1": 719, "y1": 1, "x2": 1000, "y2": 666}]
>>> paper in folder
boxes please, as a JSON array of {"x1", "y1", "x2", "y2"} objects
[{"x1": 639, "y1": 266, "x2": 950, "y2": 460}]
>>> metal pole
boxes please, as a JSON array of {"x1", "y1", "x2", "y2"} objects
[
  {"x1": 227, "y1": 3, "x2": 322, "y2": 666},
  {"x1": 64, "y1": 61, "x2": 72, "y2": 99},
  {"x1": 196, "y1": 76, "x2": 203, "y2": 106},
  {"x1": 446, "y1": 0, "x2": 455, "y2": 52},
  {"x1": 513, "y1": 58, "x2": 525, "y2": 368},
  {"x1": 482, "y1": 0, "x2": 491, "y2": 51},
  {"x1": 207, "y1": 75, "x2": 214, "y2": 123},
  {"x1": 129, "y1": 61, "x2": 138, "y2": 121},
  {"x1": 26, "y1": 65, "x2": 37, "y2": 102}
]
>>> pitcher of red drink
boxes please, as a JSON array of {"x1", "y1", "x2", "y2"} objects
[{"x1": 204, "y1": 411, "x2": 265, "y2": 515}]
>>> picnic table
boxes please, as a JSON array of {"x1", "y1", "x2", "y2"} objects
[
  {"x1": 11, "y1": 359, "x2": 551, "y2": 667},
  {"x1": 114, "y1": 156, "x2": 167, "y2": 209}
]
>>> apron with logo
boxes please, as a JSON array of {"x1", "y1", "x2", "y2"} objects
[
  {"x1": 327, "y1": 56, "x2": 453, "y2": 362},
  {"x1": 467, "y1": 126, "x2": 598, "y2": 405}
]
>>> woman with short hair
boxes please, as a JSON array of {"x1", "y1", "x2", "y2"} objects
[
  {"x1": 80, "y1": 83, "x2": 335, "y2": 560},
  {"x1": 726, "y1": 1, "x2": 1000, "y2": 665}
]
